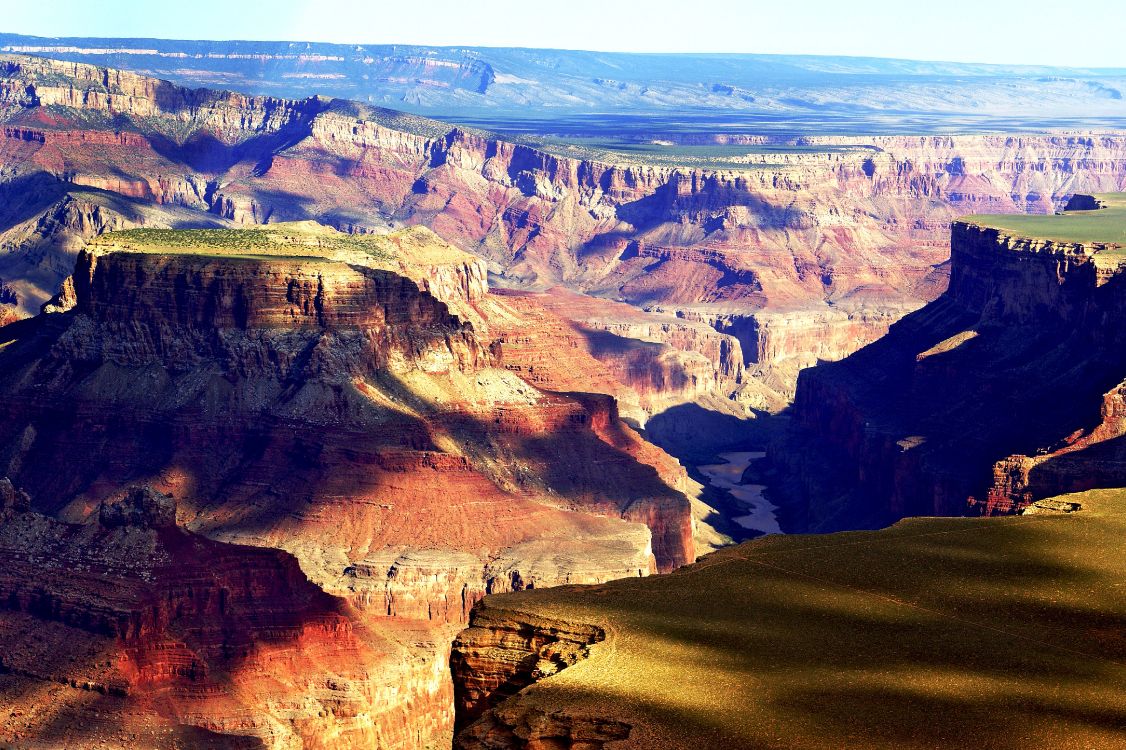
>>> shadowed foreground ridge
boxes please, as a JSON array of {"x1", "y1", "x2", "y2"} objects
[{"x1": 450, "y1": 490, "x2": 1126, "y2": 749}]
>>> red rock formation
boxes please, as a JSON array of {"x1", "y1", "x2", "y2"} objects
[
  {"x1": 1, "y1": 223, "x2": 694, "y2": 590},
  {"x1": 0, "y1": 222, "x2": 700, "y2": 746},
  {"x1": 449, "y1": 603, "x2": 606, "y2": 733},
  {"x1": 7, "y1": 56, "x2": 1126, "y2": 402},
  {"x1": 0, "y1": 482, "x2": 457, "y2": 749},
  {"x1": 516, "y1": 288, "x2": 747, "y2": 415}
]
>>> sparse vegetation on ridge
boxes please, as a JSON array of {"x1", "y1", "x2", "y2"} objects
[
  {"x1": 507, "y1": 133, "x2": 879, "y2": 169},
  {"x1": 963, "y1": 192, "x2": 1126, "y2": 245},
  {"x1": 96, "y1": 225, "x2": 396, "y2": 262},
  {"x1": 459, "y1": 488, "x2": 1126, "y2": 749}
]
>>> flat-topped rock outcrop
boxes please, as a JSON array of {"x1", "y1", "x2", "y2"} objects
[{"x1": 0, "y1": 222, "x2": 698, "y2": 747}]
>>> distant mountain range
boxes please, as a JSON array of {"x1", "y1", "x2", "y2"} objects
[{"x1": 5, "y1": 32, "x2": 1126, "y2": 134}]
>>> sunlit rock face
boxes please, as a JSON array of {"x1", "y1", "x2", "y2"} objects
[
  {"x1": 2, "y1": 223, "x2": 694, "y2": 584},
  {"x1": 0, "y1": 482, "x2": 458, "y2": 749}
]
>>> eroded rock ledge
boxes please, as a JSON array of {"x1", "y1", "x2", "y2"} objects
[
  {"x1": 446, "y1": 488, "x2": 1126, "y2": 749},
  {"x1": 451, "y1": 602, "x2": 606, "y2": 729},
  {"x1": 456, "y1": 707, "x2": 631, "y2": 750},
  {"x1": 450, "y1": 600, "x2": 628, "y2": 750}
]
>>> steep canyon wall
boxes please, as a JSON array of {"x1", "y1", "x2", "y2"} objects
[{"x1": 774, "y1": 203, "x2": 1126, "y2": 531}]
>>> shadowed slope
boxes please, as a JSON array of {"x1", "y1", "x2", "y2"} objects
[{"x1": 0, "y1": 221, "x2": 702, "y2": 747}]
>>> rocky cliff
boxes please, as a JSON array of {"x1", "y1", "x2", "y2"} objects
[
  {"x1": 0, "y1": 482, "x2": 456, "y2": 749},
  {"x1": 4, "y1": 221, "x2": 695, "y2": 584},
  {"x1": 772, "y1": 195, "x2": 1126, "y2": 531},
  {"x1": 449, "y1": 604, "x2": 607, "y2": 734},
  {"x1": 482, "y1": 287, "x2": 746, "y2": 424},
  {"x1": 6, "y1": 55, "x2": 1126, "y2": 418},
  {"x1": 0, "y1": 222, "x2": 698, "y2": 747}
]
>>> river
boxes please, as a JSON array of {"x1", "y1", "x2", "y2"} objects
[{"x1": 697, "y1": 451, "x2": 783, "y2": 536}]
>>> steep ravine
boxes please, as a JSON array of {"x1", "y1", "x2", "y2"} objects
[
  {"x1": 697, "y1": 451, "x2": 782, "y2": 536},
  {"x1": 440, "y1": 194, "x2": 1126, "y2": 748}
]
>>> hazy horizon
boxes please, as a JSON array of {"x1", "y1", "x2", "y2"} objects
[
  {"x1": 6, "y1": 0, "x2": 1126, "y2": 68},
  {"x1": 7, "y1": 31, "x2": 1126, "y2": 73}
]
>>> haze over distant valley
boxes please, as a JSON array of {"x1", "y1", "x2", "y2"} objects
[{"x1": 6, "y1": 32, "x2": 1126, "y2": 139}]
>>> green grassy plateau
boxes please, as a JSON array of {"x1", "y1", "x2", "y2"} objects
[
  {"x1": 474, "y1": 490, "x2": 1126, "y2": 749},
  {"x1": 964, "y1": 193, "x2": 1126, "y2": 245},
  {"x1": 96, "y1": 223, "x2": 395, "y2": 261}
]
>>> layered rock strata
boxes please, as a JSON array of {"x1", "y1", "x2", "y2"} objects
[
  {"x1": 450, "y1": 606, "x2": 606, "y2": 733},
  {"x1": 0, "y1": 482, "x2": 455, "y2": 749},
  {"x1": 6, "y1": 56, "x2": 1126, "y2": 406},
  {"x1": 3, "y1": 222, "x2": 694, "y2": 586},
  {"x1": 0, "y1": 222, "x2": 697, "y2": 746}
]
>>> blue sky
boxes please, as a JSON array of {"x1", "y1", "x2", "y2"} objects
[{"x1": 6, "y1": 0, "x2": 1125, "y2": 67}]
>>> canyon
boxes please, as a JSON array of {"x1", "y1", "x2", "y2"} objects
[
  {"x1": 2, "y1": 47, "x2": 1126, "y2": 750},
  {"x1": 697, "y1": 451, "x2": 780, "y2": 535},
  {"x1": 5, "y1": 54, "x2": 1126, "y2": 435},
  {"x1": 442, "y1": 196, "x2": 1126, "y2": 748}
]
